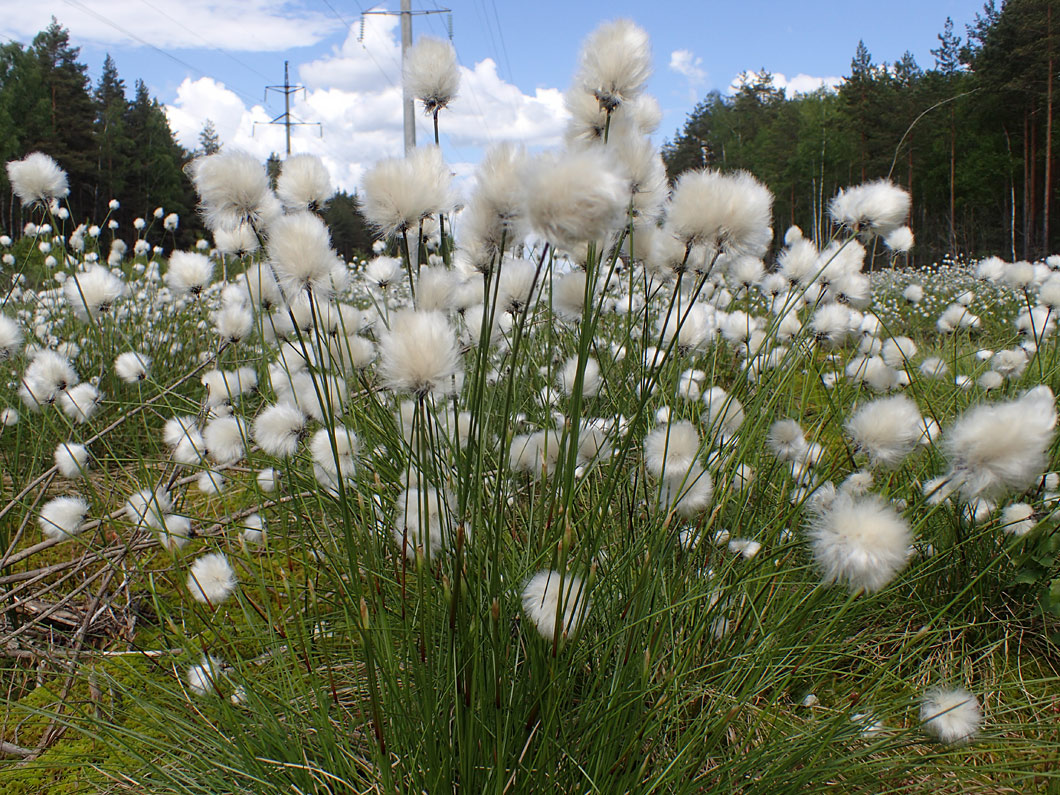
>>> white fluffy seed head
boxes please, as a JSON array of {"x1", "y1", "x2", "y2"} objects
[
  {"x1": 811, "y1": 303, "x2": 856, "y2": 347},
  {"x1": 884, "y1": 225, "x2": 914, "y2": 252},
  {"x1": 203, "y1": 416, "x2": 247, "y2": 465},
  {"x1": 937, "y1": 303, "x2": 981, "y2": 333},
  {"x1": 777, "y1": 238, "x2": 820, "y2": 286},
  {"x1": 202, "y1": 368, "x2": 257, "y2": 407},
  {"x1": 942, "y1": 386, "x2": 1057, "y2": 501},
  {"x1": 257, "y1": 468, "x2": 278, "y2": 493},
  {"x1": 558, "y1": 355, "x2": 601, "y2": 398},
  {"x1": 658, "y1": 463, "x2": 713, "y2": 518},
  {"x1": 977, "y1": 370, "x2": 1004, "y2": 391},
  {"x1": 114, "y1": 351, "x2": 150, "y2": 383},
  {"x1": 414, "y1": 266, "x2": 460, "y2": 312},
  {"x1": 881, "y1": 336, "x2": 918, "y2": 369},
  {"x1": 197, "y1": 469, "x2": 226, "y2": 495},
  {"x1": 21, "y1": 350, "x2": 78, "y2": 409},
  {"x1": 521, "y1": 570, "x2": 590, "y2": 641},
  {"x1": 39, "y1": 496, "x2": 89, "y2": 540},
  {"x1": 460, "y1": 143, "x2": 528, "y2": 271},
  {"x1": 273, "y1": 370, "x2": 347, "y2": 422},
  {"x1": 828, "y1": 180, "x2": 910, "y2": 236},
  {"x1": 267, "y1": 211, "x2": 338, "y2": 299},
  {"x1": 1000, "y1": 502, "x2": 1035, "y2": 537},
  {"x1": 166, "y1": 251, "x2": 214, "y2": 296},
  {"x1": 253, "y1": 404, "x2": 306, "y2": 457},
  {"x1": 552, "y1": 271, "x2": 589, "y2": 322},
  {"x1": 359, "y1": 146, "x2": 451, "y2": 236},
  {"x1": 190, "y1": 150, "x2": 274, "y2": 232},
  {"x1": 212, "y1": 303, "x2": 254, "y2": 344},
  {"x1": 496, "y1": 258, "x2": 539, "y2": 314},
  {"x1": 510, "y1": 430, "x2": 563, "y2": 480},
  {"x1": 276, "y1": 153, "x2": 334, "y2": 211},
  {"x1": 920, "y1": 687, "x2": 982, "y2": 744},
  {"x1": 768, "y1": 419, "x2": 807, "y2": 461},
  {"x1": 574, "y1": 19, "x2": 651, "y2": 111},
  {"x1": 666, "y1": 169, "x2": 773, "y2": 257},
  {"x1": 213, "y1": 221, "x2": 260, "y2": 256},
  {"x1": 702, "y1": 387, "x2": 744, "y2": 445},
  {"x1": 1003, "y1": 260, "x2": 1035, "y2": 288},
  {"x1": 310, "y1": 426, "x2": 358, "y2": 479},
  {"x1": 6, "y1": 152, "x2": 69, "y2": 205},
  {"x1": 241, "y1": 513, "x2": 266, "y2": 545},
  {"x1": 187, "y1": 655, "x2": 224, "y2": 697},
  {"x1": 845, "y1": 395, "x2": 923, "y2": 470},
  {"x1": 55, "y1": 442, "x2": 90, "y2": 478},
  {"x1": 644, "y1": 420, "x2": 700, "y2": 478},
  {"x1": 903, "y1": 283, "x2": 924, "y2": 303},
  {"x1": 404, "y1": 36, "x2": 460, "y2": 112},
  {"x1": 523, "y1": 148, "x2": 627, "y2": 250},
  {"x1": 59, "y1": 383, "x2": 102, "y2": 424},
  {"x1": 377, "y1": 309, "x2": 462, "y2": 396},
  {"x1": 164, "y1": 415, "x2": 199, "y2": 447},
  {"x1": 187, "y1": 552, "x2": 236, "y2": 605},
  {"x1": 124, "y1": 487, "x2": 173, "y2": 529},
  {"x1": 0, "y1": 315, "x2": 22, "y2": 361},
  {"x1": 155, "y1": 514, "x2": 192, "y2": 552},
  {"x1": 64, "y1": 265, "x2": 124, "y2": 321},
  {"x1": 239, "y1": 262, "x2": 283, "y2": 310},
  {"x1": 807, "y1": 492, "x2": 912, "y2": 593}
]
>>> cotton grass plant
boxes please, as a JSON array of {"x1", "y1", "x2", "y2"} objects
[{"x1": 1, "y1": 19, "x2": 1059, "y2": 795}]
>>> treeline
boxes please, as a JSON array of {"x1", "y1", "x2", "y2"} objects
[
  {"x1": 0, "y1": 19, "x2": 372, "y2": 260},
  {"x1": 662, "y1": 0, "x2": 1058, "y2": 266}
]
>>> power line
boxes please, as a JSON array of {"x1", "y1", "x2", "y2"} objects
[
  {"x1": 318, "y1": 0, "x2": 398, "y2": 88},
  {"x1": 132, "y1": 0, "x2": 277, "y2": 86},
  {"x1": 488, "y1": 0, "x2": 513, "y2": 85}
]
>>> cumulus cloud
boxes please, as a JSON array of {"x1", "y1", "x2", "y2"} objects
[
  {"x1": 165, "y1": 17, "x2": 568, "y2": 194},
  {"x1": 730, "y1": 70, "x2": 843, "y2": 97},
  {"x1": 670, "y1": 49, "x2": 707, "y2": 101},
  {"x1": 670, "y1": 50, "x2": 706, "y2": 83},
  {"x1": 773, "y1": 72, "x2": 843, "y2": 95},
  {"x1": 0, "y1": 1, "x2": 338, "y2": 51}
]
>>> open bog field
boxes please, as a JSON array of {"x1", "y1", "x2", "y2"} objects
[{"x1": 1, "y1": 18, "x2": 1059, "y2": 795}]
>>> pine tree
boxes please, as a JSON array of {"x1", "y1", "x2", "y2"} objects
[
  {"x1": 198, "y1": 119, "x2": 221, "y2": 156},
  {"x1": 932, "y1": 18, "x2": 964, "y2": 75},
  {"x1": 324, "y1": 191, "x2": 374, "y2": 261},
  {"x1": 94, "y1": 53, "x2": 131, "y2": 220},
  {"x1": 266, "y1": 152, "x2": 282, "y2": 189},
  {"x1": 840, "y1": 40, "x2": 887, "y2": 181},
  {"x1": 0, "y1": 41, "x2": 48, "y2": 231},
  {"x1": 125, "y1": 79, "x2": 195, "y2": 245},
  {"x1": 30, "y1": 18, "x2": 96, "y2": 219}
]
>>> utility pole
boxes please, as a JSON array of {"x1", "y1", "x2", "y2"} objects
[
  {"x1": 401, "y1": 0, "x2": 415, "y2": 155},
  {"x1": 254, "y1": 61, "x2": 322, "y2": 156},
  {"x1": 361, "y1": 4, "x2": 452, "y2": 155}
]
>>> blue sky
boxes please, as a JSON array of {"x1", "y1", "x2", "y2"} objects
[{"x1": 1, "y1": 1, "x2": 989, "y2": 191}]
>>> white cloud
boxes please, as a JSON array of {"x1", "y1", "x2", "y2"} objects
[
  {"x1": 669, "y1": 49, "x2": 707, "y2": 102},
  {"x1": 670, "y1": 50, "x2": 706, "y2": 84},
  {"x1": 729, "y1": 71, "x2": 843, "y2": 97},
  {"x1": 0, "y1": 1, "x2": 338, "y2": 51},
  {"x1": 165, "y1": 22, "x2": 569, "y2": 194},
  {"x1": 773, "y1": 72, "x2": 843, "y2": 96}
]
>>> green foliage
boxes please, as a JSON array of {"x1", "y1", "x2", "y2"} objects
[
  {"x1": 0, "y1": 20, "x2": 199, "y2": 248},
  {"x1": 662, "y1": 0, "x2": 1060, "y2": 264},
  {"x1": 323, "y1": 190, "x2": 374, "y2": 262}
]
